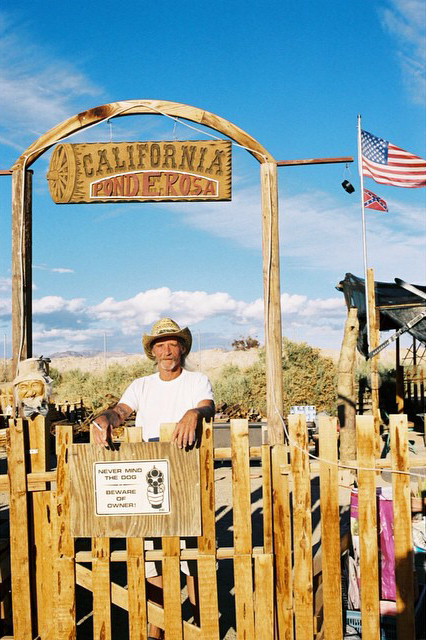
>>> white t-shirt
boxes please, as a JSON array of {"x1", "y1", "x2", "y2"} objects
[{"x1": 119, "y1": 369, "x2": 214, "y2": 441}]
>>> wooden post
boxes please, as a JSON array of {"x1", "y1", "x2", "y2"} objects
[
  {"x1": 356, "y1": 415, "x2": 380, "y2": 640},
  {"x1": 390, "y1": 414, "x2": 415, "y2": 640},
  {"x1": 197, "y1": 420, "x2": 220, "y2": 640},
  {"x1": 271, "y1": 444, "x2": 293, "y2": 639},
  {"x1": 318, "y1": 417, "x2": 342, "y2": 640},
  {"x1": 337, "y1": 307, "x2": 359, "y2": 461},
  {"x1": 288, "y1": 414, "x2": 313, "y2": 640},
  {"x1": 396, "y1": 338, "x2": 404, "y2": 413},
  {"x1": 230, "y1": 419, "x2": 256, "y2": 638},
  {"x1": 367, "y1": 269, "x2": 380, "y2": 454},
  {"x1": 11, "y1": 169, "x2": 33, "y2": 374},
  {"x1": 260, "y1": 162, "x2": 284, "y2": 445},
  {"x1": 7, "y1": 419, "x2": 33, "y2": 639},
  {"x1": 54, "y1": 425, "x2": 76, "y2": 639}
]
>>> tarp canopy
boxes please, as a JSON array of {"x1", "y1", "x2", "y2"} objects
[{"x1": 337, "y1": 273, "x2": 426, "y2": 357}]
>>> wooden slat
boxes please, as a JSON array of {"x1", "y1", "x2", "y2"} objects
[
  {"x1": 89, "y1": 426, "x2": 111, "y2": 640},
  {"x1": 254, "y1": 553, "x2": 274, "y2": 640},
  {"x1": 92, "y1": 538, "x2": 111, "y2": 640},
  {"x1": 231, "y1": 419, "x2": 255, "y2": 638},
  {"x1": 124, "y1": 426, "x2": 148, "y2": 640},
  {"x1": 277, "y1": 156, "x2": 353, "y2": 166},
  {"x1": 197, "y1": 420, "x2": 219, "y2": 639},
  {"x1": 261, "y1": 445, "x2": 273, "y2": 554},
  {"x1": 260, "y1": 161, "x2": 284, "y2": 444},
  {"x1": 28, "y1": 416, "x2": 54, "y2": 638},
  {"x1": 54, "y1": 425, "x2": 76, "y2": 639},
  {"x1": 271, "y1": 444, "x2": 293, "y2": 639},
  {"x1": 288, "y1": 414, "x2": 313, "y2": 640},
  {"x1": 356, "y1": 415, "x2": 380, "y2": 640},
  {"x1": 160, "y1": 423, "x2": 183, "y2": 640},
  {"x1": 7, "y1": 419, "x2": 33, "y2": 639},
  {"x1": 390, "y1": 415, "x2": 415, "y2": 640},
  {"x1": 318, "y1": 417, "x2": 343, "y2": 640}
]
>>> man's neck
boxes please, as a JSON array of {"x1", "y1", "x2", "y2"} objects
[{"x1": 158, "y1": 366, "x2": 183, "y2": 381}]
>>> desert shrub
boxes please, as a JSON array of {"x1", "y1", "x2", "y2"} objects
[
  {"x1": 213, "y1": 339, "x2": 338, "y2": 416},
  {"x1": 212, "y1": 364, "x2": 251, "y2": 407},
  {"x1": 51, "y1": 360, "x2": 155, "y2": 410}
]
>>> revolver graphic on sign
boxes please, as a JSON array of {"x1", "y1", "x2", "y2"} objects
[{"x1": 146, "y1": 466, "x2": 165, "y2": 509}]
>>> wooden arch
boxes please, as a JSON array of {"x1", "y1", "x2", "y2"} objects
[{"x1": 11, "y1": 99, "x2": 283, "y2": 443}]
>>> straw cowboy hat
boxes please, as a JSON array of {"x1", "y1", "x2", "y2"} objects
[{"x1": 142, "y1": 318, "x2": 192, "y2": 361}]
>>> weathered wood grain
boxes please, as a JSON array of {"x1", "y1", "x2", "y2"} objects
[
  {"x1": 390, "y1": 414, "x2": 415, "y2": 640},
  {"x1": 318, "y1": 417, "x2": 342, "y2": 640},
  {"x1": 69, "y1": 442, "x2": 200, "y2": 537},
  {"x1": 289, "y1": 414, "x2": 313, "y2": 640},
  {"x1": 356, "y1": 415, "x2": 380, "y2": 640},
  {"x1": 231, "y1": 419, "x2": 255, "y2": 638}
]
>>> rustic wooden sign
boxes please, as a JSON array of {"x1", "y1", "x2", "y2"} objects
[
  {"x1": 69, "y1": 443, "x2": 201, "y2": 537},
  {"x1": 47, "y1": 140, "x2": 232, "y2": 203}
]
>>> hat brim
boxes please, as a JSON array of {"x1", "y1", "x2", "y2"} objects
[{"x1": 142, "y1": 327, "x2": 192, "y2": 361}]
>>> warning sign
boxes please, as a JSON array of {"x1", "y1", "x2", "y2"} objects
[{"x1": 94, "y1": 459, "x2": 170, "y2": 516}]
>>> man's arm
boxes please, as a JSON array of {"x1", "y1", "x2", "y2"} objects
[
  {"x1": 171, "y1": 399, "x2": 215, "y2": 449},
  {"x1": 92, "y1": 403, "x2": 133, "y2": 446}
]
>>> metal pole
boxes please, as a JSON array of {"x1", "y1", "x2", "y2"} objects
[{"x1": 357, "y1": 114, "x2": 371, "y2": 349}]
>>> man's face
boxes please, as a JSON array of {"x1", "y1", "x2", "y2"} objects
[
  {"x1": 16, "y1": 380, "x2": 45, "y2": 402},
  {"x1": 151, "y1": 338, "x2": 184, "y2": 372}
]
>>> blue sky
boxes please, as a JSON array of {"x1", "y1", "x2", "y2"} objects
[{"x1": 0, "y1": 0, "x2": 425, "y2": 356}]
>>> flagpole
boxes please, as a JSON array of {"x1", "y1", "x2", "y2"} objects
[{"x1": 357, "y1": 114, "x2": 371, "y2": 349}]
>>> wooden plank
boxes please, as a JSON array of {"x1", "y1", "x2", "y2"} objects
[
  {"x1": 260, "y1": 162, "x2": 284, "y2": 444},
  {"x1": 261, "y1": 445, "x2": 273, "y2": 554},
  {"x1": 271, "y1": 444, "x2": 293, "y2": 639},
  {"x1": 318, "y1": 417, "x2": 343, "y2": 640},
  {"x1": 54, "y1": 425, "x2": 76, "y2": 639},
  {"x1": 7, "y1": 419, "x2": 33, "y2": 639},
  {"x1": 277, "y1": 156, "x2": 353, "y2": 166},
  {"x1": 288, "y1": 414, "x2": 313, "y2": 640},
  {"x1": 367, "y1": 268, "x2": 381, "y2": 455},
  {"x1": 11, "y1": 170, "x2": 32, "y2": 371},
  {"x1": 89, "y1": 425, "x2": 111, "y2": 640},
  {"x1": 254, "y1": 553, "x2": 274, "y2": 640},
  {"x1": 27, "y1": 415, "x2": 54, "y2": 638},
  {"x1": 160, "y1": 423, "x2": 183, "y2": 640},
  {"x1": 11, "y1": 100, "x2": 275, "y2": 172},
  {"x1": 47, "y1": 141, "x2": 232, "y2": 204},
  {"x1": 356, "y1": 415, "x2": 380, "y2": 640},
  {"x1": 197, "y1": 420, "x2": 219, "y2": 639},
  {"x1": 390, "y1": 415, "x2": 415, "y2": 640},
  {"x1": 92, "y1": 537, "x2": 111, "y2": 640},
  {"x1": 231, "y1": 419, "x2": 255, "y2": 638},
  {"x1": 124, "y1": 426, "x2": 148, "y2": 640},
  {"x1": 69, "y1": 442, "x2": 200, "y2": 537}
]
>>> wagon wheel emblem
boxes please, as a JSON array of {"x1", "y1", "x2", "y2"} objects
[{"x1": 46, "y1": 144, "x2": 76, "y2": 203}]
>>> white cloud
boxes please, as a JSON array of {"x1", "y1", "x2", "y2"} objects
[
  {"x1": 25, "y1": 286, "x2": 349, "y2": 353},
  {"x1": 379, "y1": 0, "x2": 426, "y2": 103},
  {"x1": 0, "y1": 12, "x2": 101, "y2": 149},
  {"x1": 33, "y1": 296, "x2": 85, "y2": 314},
  {"x1": 34, "y1": 265, "x2": 74, "y2": 274},
  {"x1": 0, "y1": 277, "x2": 11, "y2": 292}
]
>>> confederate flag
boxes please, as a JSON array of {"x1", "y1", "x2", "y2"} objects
[{"x1": 363, "y1": 188, "x2": 388, "y2": 212}]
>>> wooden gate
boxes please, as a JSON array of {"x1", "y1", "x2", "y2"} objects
[{"x1": 1, "y1": 414, "x2": 423, "y2": 639}]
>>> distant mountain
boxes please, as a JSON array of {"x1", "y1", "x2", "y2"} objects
[{"x1": 48, "y1": 349, "x2": 131, "y2": 358}]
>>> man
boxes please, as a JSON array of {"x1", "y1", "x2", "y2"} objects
[{"x1": 92, "y1": 318, "x2": 215, "y2": 639}]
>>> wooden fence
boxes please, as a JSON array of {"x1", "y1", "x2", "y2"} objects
[{"x1": 0, "y1": 414, "x2": 423, "y2": 639}]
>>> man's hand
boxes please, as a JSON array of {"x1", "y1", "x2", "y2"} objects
[
  {"x1": 91, "y1": 414, "x2": 110, "y2": 447},
  {"x1": 171, "y1": 400, "x2": 215, "y2": 449},
  {"x1": 91, "y1": 403, "x2": 133, "y2": 447},
  {"x1": 171, "y1": 409, "x2": 199, "y2": 449}
]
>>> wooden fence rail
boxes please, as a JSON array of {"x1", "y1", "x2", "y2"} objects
[{"x1": 0, "y1": 414, "x2": 421, "y2": 639}]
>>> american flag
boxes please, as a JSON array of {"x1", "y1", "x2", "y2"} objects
[
  {"x1": 363, "y1": 188, "x2": 388, "y2": 212},
  {"x1": 361, "y1": 130, "x2": 426, "y2": 188}
]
